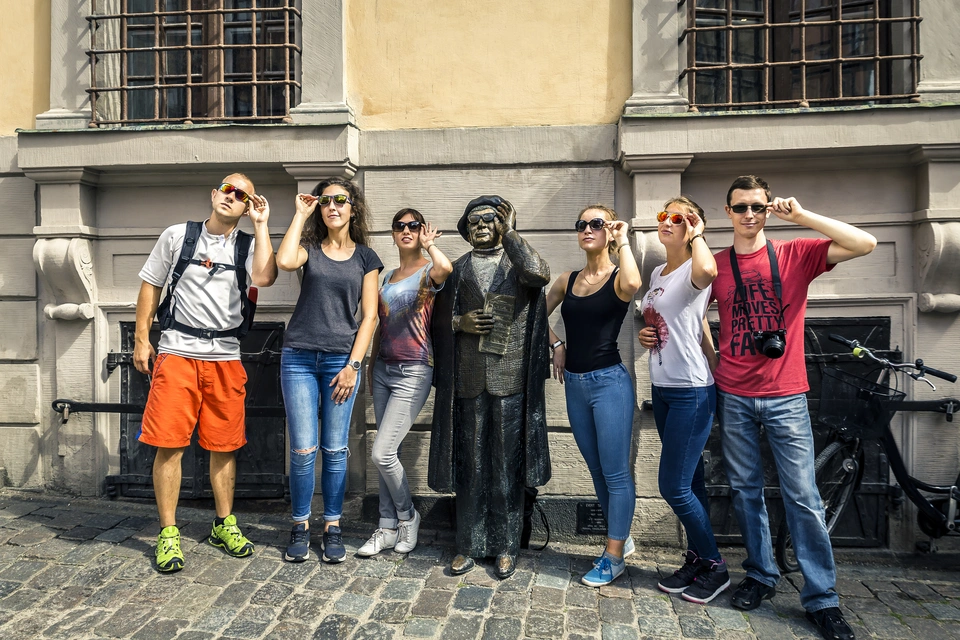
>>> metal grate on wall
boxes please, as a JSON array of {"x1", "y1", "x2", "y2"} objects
[
  {"x1": 86, "y1": 0, "x2": 301, "y2": 125},
  {"x1": 679, "y1": 0, "x2": 922, "y2": 111}
]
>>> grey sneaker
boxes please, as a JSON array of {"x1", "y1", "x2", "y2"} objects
[
  {"x1": 357, "y1": 528, "x2": 398, "y2": 557},
  {"x1": 395, "y1": 510, "x2": 421, "y2": 554},
  {"x1": 594, "y1": 536, "x2": 636, "y2": 567}
]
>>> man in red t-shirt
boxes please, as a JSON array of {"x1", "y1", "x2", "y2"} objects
[{"x1": 710, "y1": 176, "x2": 875, "y2": 640}]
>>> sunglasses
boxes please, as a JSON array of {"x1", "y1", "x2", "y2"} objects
[
  {"x1": 575, "y1": 218, "x2": 606, "y2": 233},
  {"x1": 217, "y1": 183, "x2": 250, "y2": 204},
  {"x1": 730, "y1": 203, "x2": 769, "y2": 214},
  {"x1": 656, "y1": 211, "x2": 686, "y2": 225},
  {"x1": 318, "y1": 194, "x2": 353, "y2": 207},
  {"x1": 392, "y1": 220, "x2": 423, "y2": 232},
  {"x1": 467, "y1": 211, "x2": 497, "y2": 224}
]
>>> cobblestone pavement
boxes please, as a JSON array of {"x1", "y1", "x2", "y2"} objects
[{"x1": 1, "y1": 489, "x2": 959, "y2": 639}]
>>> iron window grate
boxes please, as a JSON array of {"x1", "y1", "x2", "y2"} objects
[
  {"x1": 86, "y1": 0, "x2": 302, "y2": 125},
  {"x1": 680, "y1": 0, "x2": 922, "y2": 111}
]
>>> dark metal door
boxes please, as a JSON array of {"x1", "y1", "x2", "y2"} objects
[
  {"x1": 106, "y1": 321, "x2": 286, "y2": 499},
  {"x1": 706, "y1": 316, "x2": 896, "y2": 548}
]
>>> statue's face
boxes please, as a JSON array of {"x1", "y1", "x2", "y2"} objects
[{"x1": 466, "y1": 206, "x2": 501, "y2": 250}]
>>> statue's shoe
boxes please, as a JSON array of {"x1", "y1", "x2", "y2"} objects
[
  {"x1": 495, "y1": 554, "x2": 516, "y2": 579},
  {"x1": 450, "y1": 554, "x2": 476, "y2": 575}
]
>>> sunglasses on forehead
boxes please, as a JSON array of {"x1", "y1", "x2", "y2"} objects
[
  {"x1": 730, "y1": 203, "x2": 769, "y2": 214},
  {"x1": 318, "y1": 194, "x2": 353, "y2": 207},
  {"x1": 656, "y1": 211, "x2": 686, "y2": 225},
  {"x1": 392, "y1": 220, "x2": 422, "y2": 232},
  {"x1": 217, "y1": 183, "x2": 250, "y2": 204},
  {"x1": 575, "y1": 218, "x2": 607, "y2": 233}
]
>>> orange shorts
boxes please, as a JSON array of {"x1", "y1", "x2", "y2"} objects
[{"x1": 139, "y1": 353, "x2": 248, "y2": 452}]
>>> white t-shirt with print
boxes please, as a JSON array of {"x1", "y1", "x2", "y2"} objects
[
  {"x1": 640, "y1": 258, "x2": 714, "y2": 388},
  {"x1": 139, "y1": 221, "x2": 255, "y2": 361}
]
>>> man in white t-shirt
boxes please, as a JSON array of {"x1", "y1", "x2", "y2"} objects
[{"x1": 134, "y1": 173, "x2": 277, "y2": 572}]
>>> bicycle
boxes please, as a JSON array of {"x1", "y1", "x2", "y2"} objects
[{"x1": 775, "y1": 333, "x2": 960, "y2": 573}]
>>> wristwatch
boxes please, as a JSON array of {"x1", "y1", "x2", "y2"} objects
[
  {"x1": 549, "y1": 339, "x2": 564, "y2": 352},
  {"x1": 348, "y1": 359, "x2": 362, "y2": 371}
]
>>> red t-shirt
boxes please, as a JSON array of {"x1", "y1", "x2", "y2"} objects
[{"x1": 710, "y1": 238, "x2": 834, "y2": 397}]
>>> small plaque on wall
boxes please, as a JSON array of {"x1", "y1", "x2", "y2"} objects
[{"x1": 576, "y1": 501, "x2": 608, "y2": 535}]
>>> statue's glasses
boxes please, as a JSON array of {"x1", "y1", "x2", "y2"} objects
[
  {"x1": 217, "y1": 183, "x2": 250, "y2": 204},
  {"x1": 318, "y1": 194, "x2": 353, "y2": 207},
  {"x1": 467, "y1": 211, "x2": 497, "y2": 224},
  {"x1": 656, "y1": 211, "x2": 686, "y2": 225},
  {"x1": 392, "y1": 220, "x2": 423, "y2": 232},
  {"x1": 575, "y1": 218, "x2": 606, "y2": 233}
]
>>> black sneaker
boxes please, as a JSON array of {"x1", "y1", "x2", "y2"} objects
[
  {"x1": 731, "y1": 576, "x2": 776, "y2": 610},
  {"x1": 681, "y1": 558, "x2": 731, "y2": 604},
  {"x1": 806, "y1": 607, "x2": 856, "y2": 640},
  {"x1": 284, "y1": 522, "x2": 310, "y2": 563},
  {"x1": 658, "y1": 550, "x2": 701, "y2": 594},
  {"x1": 322, "y1": 525, "x2": 346, "y2": 563}
]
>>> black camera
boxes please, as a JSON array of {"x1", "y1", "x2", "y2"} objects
[{"x1": 753, "y1": 329, "x2": 786, "y2": 359}]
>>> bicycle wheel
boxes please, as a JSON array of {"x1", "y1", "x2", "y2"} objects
[{"x1": 775, "y1": 440, "x2": 861, "y2": 573}]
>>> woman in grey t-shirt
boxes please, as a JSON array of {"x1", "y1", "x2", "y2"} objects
[{"x1": 276, "y1": 177, "x2": 383, "y2": 564}]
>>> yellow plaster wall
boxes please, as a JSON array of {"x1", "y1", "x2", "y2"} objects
[
  {"x1": 0, "y1": 0, "x2": 50, "y2": 134},
  {"x1": 346, "y1": 0, "x2": 633, "y2": 130}
]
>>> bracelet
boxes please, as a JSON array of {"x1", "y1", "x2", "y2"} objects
[
  {"x1": 549, "y1": 339, "x2": 564, "y2": 351},
  {"x1": 424, "y1": 243, "x2": 436, "y2": 250},
  {"x1": 689, "y1": 233, "x2": 704, "y2": 244}
]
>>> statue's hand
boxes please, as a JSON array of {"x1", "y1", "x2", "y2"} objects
[
  {"x1": 495, "y1": 200, "x2": 516, "y2": 237},
  {"x1": 459, "y1": 310, "x2": 495, "y2": 335}
]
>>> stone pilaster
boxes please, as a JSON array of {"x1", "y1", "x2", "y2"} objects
[
  {"x1": 916, "y1": 2, "x2": 960, "y2": 103},
  {"x1": 912, "y1": 144, "x2": 960, "y2": 313},
  {"x1": 289, "y1": 0, "x2": 354, "y2": 125},
  {"x1": 35, "y1": 0, "x2": 93, "y2": 130},
  {"x1": 622, "y1": 0, "x2": 688, "y2": 115}
]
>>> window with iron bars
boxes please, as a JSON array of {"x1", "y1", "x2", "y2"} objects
[
  {"x1": 87, "y1": 0, "x2": 301, "y2": 125},
  {"x1": 680, "y1": 0, "x2": 921, "y2": 111}
]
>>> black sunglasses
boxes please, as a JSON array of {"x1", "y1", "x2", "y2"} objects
[
  {"x1": 730, "y1": 203, "x2": 768, "y2": 214},
  {"x1": 575, "y1": 217, "x2": 606, "y2": 233},
  {"x1": 467, "y1": 212, "x2": 497, "y2": 224},
  {"x1": 217, "y1": 183, "x2": 250, "y2": 204},
  {"x1": 392, "y1": 220, "x2": 423, "y2": 232}
]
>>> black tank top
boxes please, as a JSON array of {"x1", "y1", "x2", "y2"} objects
[{"x1": 560, "y1": 268, "x2": 630, "y2": 374}]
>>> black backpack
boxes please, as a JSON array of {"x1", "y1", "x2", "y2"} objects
[{"x1": 156, "y1": 221, "x2": 256, "y2": 340}]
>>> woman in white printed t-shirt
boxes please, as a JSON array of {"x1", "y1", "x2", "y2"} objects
[{"x1": 638, "y1": 196, "x2": 729, "y2": 605}]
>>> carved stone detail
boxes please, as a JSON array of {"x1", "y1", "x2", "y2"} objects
[
  {"x1": 916, "y1": 221, "x2": 960, "y2": 313},
  {"x1": 33, "y1": 238, "x2": 97, "y2": 321}
]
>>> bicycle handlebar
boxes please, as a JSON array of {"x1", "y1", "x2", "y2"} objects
[
  {"x1": 917, "y1": 361, "x2": 958, "y2": 383},
  {"x1": 828, "y1": 333, "x2": 858, "y2": 349},
  {"x1": 828, "y1": 333, "x2": 957, "y2": 384}
]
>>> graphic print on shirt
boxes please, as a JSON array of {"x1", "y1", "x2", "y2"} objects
[
  {"x1": 641, "y1": 287, "x2": 668, "y2": 366},
  {"x1": 378, "y1": 268, "x2": 435, "y2": 364},
  {"x1": 723, "y1": 268, "x2": 785, "y2": 357}
]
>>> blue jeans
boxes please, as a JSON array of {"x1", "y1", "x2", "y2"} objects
[
  {"x1": 717, "y1": 390, "x2": 838, "y2": 612},
  {"x1": 652, "y1": 384, "x2": 720, "y2": 562},
  {"x1": 280, "y1": 348, "x2": 357, "y2": 523},
  {"x1": 564, "y1": 362, "x2": 636, "y2": 541},
  {"x1": 371, "y1": 359, "x2": 433, "y2": 529}
]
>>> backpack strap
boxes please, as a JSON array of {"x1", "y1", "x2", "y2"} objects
[
  {"x1": 156, "y1": 221, "x2": 202, "y2": 331},
  {"x1": 234, "y1": 230, "x2": 256, "y2": 339}
]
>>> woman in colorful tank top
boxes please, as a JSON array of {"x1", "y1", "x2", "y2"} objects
[
  {"x1": 638, "y1": 196, "x2": 728, "y2": 604},
  {"x1": 545, "y1": 204, "x2": 641, "y2": 587},
  {"x1": 358, "y1": 208, "x2": 453, "y2": 558}
]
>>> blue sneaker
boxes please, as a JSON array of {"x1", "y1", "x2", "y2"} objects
[
  {"x1": 593, "y1": 536, "x2": 635, "y2": 567},
  {"x1": 322, "y1": 525, "x2": 346, "y2": 563},
  {"x1": 581, "y1": 554, "x2": 625, "y2": 587}
]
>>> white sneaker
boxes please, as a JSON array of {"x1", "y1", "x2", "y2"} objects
[
  {"x1": 357, "y1": 528, "x2": 397, "y2": 557},
  {"x1": 395, "y1": 510, "x2": 421, "y2": 554}
]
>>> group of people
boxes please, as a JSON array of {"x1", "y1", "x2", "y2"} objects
[{"x1": 133, "y1": 172, "x2": 875, "y2": 640}]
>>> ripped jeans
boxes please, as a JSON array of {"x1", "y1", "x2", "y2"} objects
[{"x1": 280, "y1": 348, "x2": 357, "y2": 523}]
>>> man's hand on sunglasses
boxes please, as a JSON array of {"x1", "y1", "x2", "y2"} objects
[
  {"x1": 247, "y1": 194, "x2": 270, "y2": 226},
  {"x1": 768, "y1": 196, "x2": 806, "y2": 223}
]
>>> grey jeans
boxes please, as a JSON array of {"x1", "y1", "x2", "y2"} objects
[{"x1": 371, "y1": 359, "x2": 433, "y2": 529}]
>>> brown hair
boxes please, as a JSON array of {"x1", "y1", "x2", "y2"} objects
[
  {"x1": 726, "y1": 175, "x2": 771, "y2": 206},
  {"x1": 392, "y1": 208, "x2": 425, "y2": 227},
  {"x1": 302, "y1": 177, "x2": 371, "y2": 247},
  {"x1": 578, "y1": 204, "x2": 620, "y2": 259}
]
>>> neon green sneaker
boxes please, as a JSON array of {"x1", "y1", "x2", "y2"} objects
[
  {"x1": 156, "y1": 525, "x2": 184, "y2": 573},
  {"x1": 208, "y1": 514, "x2": 255, "y2": 558}
]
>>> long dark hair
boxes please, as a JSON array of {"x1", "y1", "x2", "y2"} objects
[
  {"x1": 392, "y1": 208, "x2": 425, "y2": 227},
  {"x1": 301, "y1": 177, "x2": 371, "y2": 247}
]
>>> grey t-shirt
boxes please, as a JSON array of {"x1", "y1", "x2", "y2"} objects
[{"x1": 284, "y1": 243, "x2": 383, "y2": 353}]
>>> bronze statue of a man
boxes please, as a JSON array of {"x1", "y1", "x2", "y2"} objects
[{"x1": 430, "y1": 195, "x2": 552, "y2": 579}]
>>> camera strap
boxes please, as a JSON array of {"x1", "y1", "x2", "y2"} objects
[{"x1": 729, "y1": 240, "x2": 783, "y2": 332}]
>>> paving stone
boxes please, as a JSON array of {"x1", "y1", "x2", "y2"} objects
[
  {"x1": 4, "y1": 610, "x2": 52, "y2": 638},
  {"x1": 395, "y1": 558, "x2": 434, "y2": 579},
  {"x1": 863, "y1": 580, "x2": 900, "y2": 593},
  {"x1": 496, "y1": 568, "x2": 533, "y2": 592},
  {"x1": 566, "y1": 583, "x2": 598, "y2": 608},
  {"x1": 333, "y1": 591, "x2": 373, "y2": 616},
  {"x1": 706, "y1": 606, "x2": 749, "y2": 631},
  {"x1": 354, "y1": 559, "x2": 396, "y2": 578},
  {"x1": 312, "y1": 613, "x2": 358, "y2": 640},
  {"x1": 84, "y1": 581, "x2": 136, "y2": 609},
  {"x1": 382, "y1": 577, "x2": 423, "y2": 601},
  {"x1": 859, "y1": 613, "x2": 914, "y2": 639},
  {"x1": 535, "y1": 563, "x2": 571, "y2": 590},
  {"x1": 678, "y1": 614, "x2": 717, "y2": 638},
  {"x1": 568, "y1": 634, "x2": 599, "y2": 640},
  {"x1": 60, "y1": 526, "x2": 103, "y2": 541},
  {"x1": 923, "y1": 601, "x2": 960, "y2": 621},
  {"x1": 464, "y1": 567, "x2": 499, "y2": 587},
  {"x1": 265, "y1": 621, "x2": 313, "y2": 640},
  {"x1": 22, "y1": 537, "x2": 77, "y2": 560},
  {"x1": 482, "y1": 616, "x2": 523, "y2": 640},
  {"x1": 600, "y1": 624, "x2": 639, "y2": 640},
  {"x1": 95, "y1": 603, "x2": 159, "y2": 637},
  {"x1": 68, "y1": 556, "x2": 125, "y2": 587},
  {"x1": 454, "y1": 585, "x2": 494, "y2": 612},
  {"x1": 371, "y1": 600, "x2": 411, "y2": 624},
  {"x1": 192, "y1": 606, "x2": 238, "y2": 633},
  {"x1": 44, "y1": 585, "x2": 95, "y2": 611},
  {"x1": 894, "y1": 581, "x2": 942, "y2": 601},
  {"x1": 251, "y1": 581, "x2": 295, "y2": 606},
  {"x1": 525, "y1": 610, "x2": 565, "y2": 638},
  {"x1": 0, "y1": 559, "x2": 49, "y2": 582},
  {"x1": 272, "y1": 561, "x2": 317, "y2": 584},
  {"x1": 634, "y1": 594, "x2": 674, "y2": 617},
  {"x1": 599, "y1": 596, "x2": 634, "y2": 624},
  {"x1": 566, "y1": 607, "x2": 600, "y2": 632},
  {"x1": 347, "y1": 621, "x2": 394, "y2": 639},
  {"x1": 28, "y1": 563, "x2": 80, "y2": 590},
  {"x1": 0, "y1": 587, "x2": 45, "y2": 611},
  {"x1": 405, "y1": 617, "x2": 441, "y2": 637},
  {"x1": 279, "y1": 591, "x2": 328, "y2": 621},
  {"x1": 347, "y1": 576, "x2": 382, "y2": 595},
  {"x1": 877, "y1": 590, "x2": 930, "y2": 617},
  {"x1": 442, "y1": 614, "x2": 484, "y2": 640},
  {"x1": 306, "y1": 571, "x2": 349, "y2": 591},
  {"x1": 412, "y1": 588, "x2": 453, "y2": 617},
  {"x1": 0, "y1": 580, "x2": 19, "y2": 598},
  {"x1": 638, "y1": 615, "x2": 682, "y2": 637},
  {"x1": 598, "y1": 580, "x2": 633, "y2": 599},
  {"x1": 490, "y1": 590, "x2": 527, "y2": 615},
  {"x1": 531, "y1": 585, "x2": 564, "y2": 608},
  {"x1": 215, "y1": 581, "x2": 256, "y2": 608},
  {"x1": 842, "y1": 596, "x2": 894, "y2": 616},
  {"x1": 929, "y1": 583, "x2": 960, "y2": 598},
  {"x1": 239, "y1": 556, "x2": 282, "y2": 581},
  {"x1": 130, "y1": 618, "x2": 190, "y2": 640},
  {"x1": 835, "y1": 578, "x2": 874, "y2": 598},
  {"x1": 221, "y1": 605, "x2": 279, "y2": 639},
  {"x1": 902, "y1": 616, "x2": 957, "y2": 637},
  {"x1": 426, "y1": 565, "x2": 463, "y2": 590},
  {"x1": 177, "y1": 633, "x2": 217, "y2": 640},
  {"x1": 41, "y1": 607, "x2": 102, "y2": 638},
  {"x1": 131, "y1": 578, "x2": 187, "y2": 608}
]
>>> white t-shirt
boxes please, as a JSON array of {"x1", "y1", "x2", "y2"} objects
[
  {"x1": 139, "y1": 221, "x2": 255, "y2": 361},
  {"x1": 639, "y1": 258, "x2": 714, "y2": 387}
]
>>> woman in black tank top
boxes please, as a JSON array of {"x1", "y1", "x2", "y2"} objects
[{"x1": 544, "y1": 204, "x2": 641, "y2": 587}]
